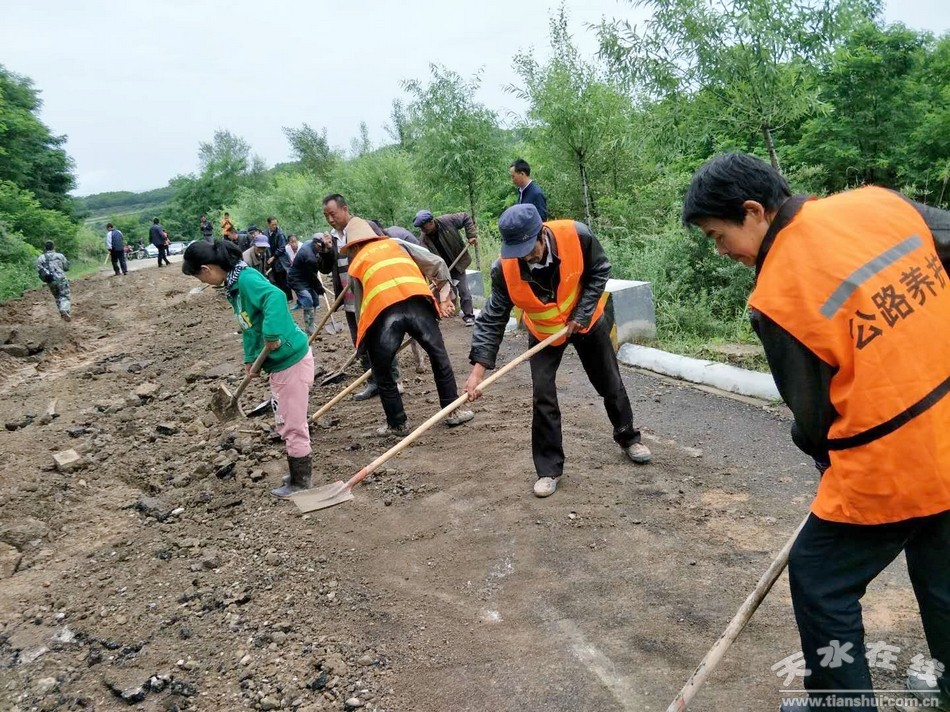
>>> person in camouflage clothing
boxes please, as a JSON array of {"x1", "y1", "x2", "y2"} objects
[{"x1": 36, "y1": 240, "x2": 71, "y2": 321}]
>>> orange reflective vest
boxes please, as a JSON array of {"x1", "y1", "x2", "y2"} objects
[
  {"x1": 749, "y1": 187, "x2": 950, "y2": 524},
  {"x1": 501, "y1": 220, "x2": 608, "y2": 347},
  {"x1": 348, "y1": 238, "x2": 435, "y2": 347}
]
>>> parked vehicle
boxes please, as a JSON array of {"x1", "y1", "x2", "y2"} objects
[
  {"x1": 146, "y1": 244, "x2": 159, "y2": 258},
  {"x1": 125, "y1": 243, "x2": 148, "y2": 260},
  {"x1": 168, "y1": 242, "x2": 186, "y2": 256}
]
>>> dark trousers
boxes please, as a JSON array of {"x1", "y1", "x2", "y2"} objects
[
  {"x1": 528, "y1": 315, "x2": 640, "y2": 477},
  {"x1": 157, "y1": 244, "x2": 170, "y2": 266},
  {"x1": 365, "y1": 297, "x2": 459, "y2": 428},
  {"x1": 345, "y1": 309, "x2": 399, "y2": 386},
  {"x1": 452, "y1": 268, "x2": 473, "y2": 318},
  {"x1": 273, "y1": 268, "x2": 293, "y2": 301},
  {"x1": 109, "y1": 249, "x2": 127, "y2": 275},
  {"x1": 789, "y1": 510, "x2": 950, "y2": 710}
]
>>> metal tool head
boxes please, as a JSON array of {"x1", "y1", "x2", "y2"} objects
[
  {"x1": 318, "y1": 370, "x2": 347, "y2": 387},
  {"x1": 210, "y1": 384, "x2": 242, "y2": 421},
  {"x1": 291, "y1": 481, "x2": 354, "y2": 512}
]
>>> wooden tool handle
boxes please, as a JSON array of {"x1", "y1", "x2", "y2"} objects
[
  {"x1": 308, "y1": 286, "x2": 349, "y2": 345},
  {"x1": 311, "y1": 340, "x2": 411, "y2": 422},
  {"x1": 664, "y1": 513, "x2": 809, "y2": 712},
  {"x1": 344, "y1": 327, "x2": 568, "y2": 490},
  {"x1": 232, "y1": 342, "x2": 277, "y2": 401},
  {"x1": 446, "y1": 243, "x2": 470, "y2": 274}
]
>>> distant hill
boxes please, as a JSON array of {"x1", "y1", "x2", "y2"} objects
[{"x1": 76, "y1": 185, "x2": 176, "y2": 225}]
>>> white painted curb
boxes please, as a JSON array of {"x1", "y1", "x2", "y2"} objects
[{"x1": 617, "y1": 343, "x2": 781, "y2": 401}]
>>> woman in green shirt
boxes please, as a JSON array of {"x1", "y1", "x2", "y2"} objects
[{"x1": 182, "y1": 240, "x2": 315, "y2": 497}]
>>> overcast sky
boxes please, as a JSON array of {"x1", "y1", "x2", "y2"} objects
[{"x1": 4, "y1": 0, "x2": 947, "y2": 196}]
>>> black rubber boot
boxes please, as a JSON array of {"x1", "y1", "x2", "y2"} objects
[{"x1": 271, "y1": 454, "x2": 312, "y2": 498}]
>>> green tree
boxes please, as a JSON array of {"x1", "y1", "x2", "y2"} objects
[
  {"x1": 0, "y1": 180, "x2": 77, "y2": 254},
  {"x1": 282, "y1": 123, "x2": 338, "y2": 180},
  {"x1": 598, "y1": 0, "x2": 881, "y2": 171},
  {"x1": 510, "y1": 8, "x2": 635, "y2": 224},
  {"x1": 0, "y1": 65, "x2": 76, "y2": 213},
  {"x1": 789, "y1": 23, "x2": 928, "y2": 192},
  {"x1": 334, "y1": 148, "x2": 417, "y2": 227},
  {"x1": 229, "y1": 172, "x2": 329, "y2": 239},
  {"x1": 402, "y1": 66, "x2": 506, "y2": 221},
  {"x1": 168, "y1": 130, "x2": 268, "y2": 238}
]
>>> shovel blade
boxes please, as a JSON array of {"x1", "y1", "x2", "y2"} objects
[
  {"x1": 319, "y1": 370, "x2": 347, "y2": 387},
  {"x1": 210, "y1": 384, "x2": 242, "y2": 421},
  {"x1": 291, "y1": 481, "x2": 353, "y2": 512}
]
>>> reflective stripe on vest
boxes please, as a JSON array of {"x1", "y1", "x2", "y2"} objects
[
  {"x1": 501, "y1": 220, "x2": 608, "y2": 347},
  {"x1": 348, "y1": 239, "x2": 434, "y2": 346},
  {"x1": 748, "y1": 186, "x2": 950, "y2": 524}
]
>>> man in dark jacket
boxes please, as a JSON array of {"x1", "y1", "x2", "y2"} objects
[
  {"x1": 149, "y1": 217, "x2": 170, "y2": 267},
  {"x1": 105, "y1": 223, "x2": 127, "y2": 276},
  {"x1": 413, "y1": 210, "x2": 478, "y2": 326},
  {"x1": 510, "y1": 159, "x2": 548, "y2": 221},
  {"x1": 199, "y1": 214, "x2": 214, "y2": 243},
  {"x1": 464, "y1": 204, "x2": 651, "y2": 498},
  {"x1": 266, "y1": 216, "x2": 293, "y2": 302},
  {"x1": 287, "y1": 235, "x2": 327, "y2": 335}
]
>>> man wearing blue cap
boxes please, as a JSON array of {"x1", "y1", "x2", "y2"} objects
[
  {"x1": 464, "y1": 204, "x2": 651, "y2": 498},
  {"x1": 413, "y1": 210, "x2": 478, "y2": 326}
]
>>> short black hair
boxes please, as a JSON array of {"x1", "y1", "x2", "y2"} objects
[
  {"x1": 683, "y1": 153, "x2": 791, "y2": 225},
  {"x1": 266, "y1": 216, "x2": 277, "y2": 224},
  {"x1": 182, "y1": 239, "x2": 242, "y2": 276},
  {"x1": 153, "y1": 217, "x2": 160, "y2": 224},
  {"x1": 322, "y1": 193, "x2": 348, "y2": 208},
  {"x1": 510, "y1": 159, "x2": 531, "y2": 176},
  {"x1": 105, "y1": 223, "x2": 114, "y2": 229},
  {"x1": 44, "y1": 240, "x2": 54, "y2": 251}
]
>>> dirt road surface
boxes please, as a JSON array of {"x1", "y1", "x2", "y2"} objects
[{"x1": 0, "y1": 262, "x2": 931, "y2": 711}]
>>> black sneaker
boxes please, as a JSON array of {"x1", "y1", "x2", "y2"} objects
[{"x1": 463, "y1": 315, "x2": 475, "y2": 327}]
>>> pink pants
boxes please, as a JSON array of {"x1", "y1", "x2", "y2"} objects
[{"x1": 269, "y1": 349, "x2": 314, "y2": 457}]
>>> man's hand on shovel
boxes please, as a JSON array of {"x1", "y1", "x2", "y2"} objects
[{"x1": 465, "y1": 363, "x2": 486, "y2": 401}]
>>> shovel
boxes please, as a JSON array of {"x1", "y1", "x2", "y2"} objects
[
  {"x1": 292, "y1": 327, "x2": 568, "y2": 512},
  {"x1": 664, "y1": 513, "x2": 809, "y2": 712},
  {"x1": 209, "y1": 343, "x2": 276, "y2": 422},
  {"x1": 321, "y1": 291, "x2": 343, "y2": 335},
  {"x1": 319, "y1": 349, "x2": 358, "y2": 387},
  {"x1": 310, "y1": 341, "x2": 412, "y2": 422},
  {"x1": 307, "y1": 286, "x2": 349, "y2": 346}
]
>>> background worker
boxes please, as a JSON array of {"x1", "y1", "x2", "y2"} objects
[
  {"x1": 342, "y1": 218, "x2": 474, "y2": 436},
  {"x1": 242, "y1": 232, "x2": 270, "y2": 275},
  {"x1": 199, "y1": 213, "x2": 214, "y2": 243},
  {"x1": 150, "y1": 217, "x2": 170, "y2": 267},
  {"x1": 318, "y1": 194, "x2": 401, "y2": 400},
  {"x1": 36, "y1": 240, "x2": 71, "y2": 321},
  {"x1": 287, "y1": 234, "x2": 327, "y2": 335},
  {"x1": 105, "y1": 222, "x2": 128, "y2": 276},
  {"x1": 181, "y1": 240, "x2": 315, "y2": 498},
  {"x1": 510, "y1": 158, "x2": 548, "y2": 220},
  {"x1": 413, "y1": 210, "x2": 478, "y2": 326},
  {"x1": 266, "y1": 216, "x2": 294, "y2": 302},
  {"x1": 683, "y1": 152, "x2": 950, "y2": 712},
  {"x1": 465, "y1": 204, "x2": 651, "y2": 498}
]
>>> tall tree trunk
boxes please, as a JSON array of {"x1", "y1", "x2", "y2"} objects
[
  {"x1": 578, "y1": 152, "x2": 593, "y2": 226},
  {"x1": 762, "y1": 125, "x2": 781, "y2": 173}
]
